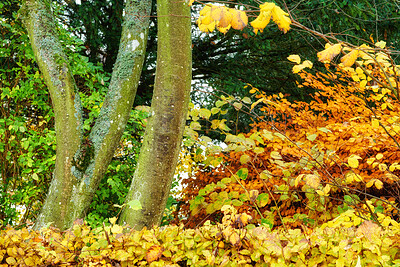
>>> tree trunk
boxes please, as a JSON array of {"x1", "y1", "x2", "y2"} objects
[
  {"x1": 119, "y1": 0, "x2": 192, "y2": 229},
  {"x1": 22, "y1": 0, "x2": 152, "y2": 230}
]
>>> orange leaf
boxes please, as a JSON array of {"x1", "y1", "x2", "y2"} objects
[{"x1": 146, "y1": 245, "x2": 164, "y2": 263}]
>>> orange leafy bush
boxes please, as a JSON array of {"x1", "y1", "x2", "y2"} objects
[{"x1": 178, "y1": 63, "x2": 400, "y2": 229}]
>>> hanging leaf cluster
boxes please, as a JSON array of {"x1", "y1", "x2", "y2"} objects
[{"x1": 195, "y1": 2, "x2": 290, "y2": 34}]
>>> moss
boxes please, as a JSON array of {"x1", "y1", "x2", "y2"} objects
[{"x1": 72, "y1": 138, "x2": 94, "y2": 173}]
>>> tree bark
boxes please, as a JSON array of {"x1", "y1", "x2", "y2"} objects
[
  {"x1": 22, "y1": 0, "x2": 152, "y2": 230},
  {"x1": 119, "y1": 0, "x2": 192, "y2": 229}
]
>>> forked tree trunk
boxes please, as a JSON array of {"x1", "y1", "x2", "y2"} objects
[{"x1": 21, "y1": 0, "x2": 152, "y2": 230}]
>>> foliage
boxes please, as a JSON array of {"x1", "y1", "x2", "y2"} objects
[
  {"x1": 0, "y1": 1, "x2": 57, "y2": 227},
  {"x1": 85, "y1": 108, "x2": 149, "y2": 228},
  {"x1": 178, "y1": 42, "x2": 400, "y2": 229},
  {"x1": 0, "y1": 205, "x2": 399, "y2": 266}
]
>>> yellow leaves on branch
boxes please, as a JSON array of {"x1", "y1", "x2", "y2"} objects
[
  {"x1": 250, "y1": 2, "x2": 291, "y2": 34},
  {"x1": 317, "y1": 43, "x2": 342, "y2": 63},
  {"x1": 196, "y1": 2, "x2": 291, "y2": 34},
  {"x1": 317, "y1": 41, "x2": 388, "y2": 68},
  {"x1": 341, "y1": 49, "x2": 359, "y2": 67},
  {"x1": 197, "y1": 5, "x2": 248, "y2": 33},
  {"x1": 288, "y1": 55, "x2": 313, "y2": 73}
]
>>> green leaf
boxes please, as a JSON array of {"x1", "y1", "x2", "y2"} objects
[
  {"x1": 32, "y1": 173, "x2": 39, "y2": 181},
  {"x1": 233, "y1": 102, "x2": 242, "y2": 110},
  {"x1": 194, "y1": 196, "x2": 205, "y2": 205},
  {"x1": 317, "y1": 127, "x2": 331, "y2": 133},
  {"x1": 236, "y1": 168, "x2": 248, "y2": 180},
  {"x1": 260, "y1": 218, "x2": 273, "y2": 230},
  {"x1": 256, "y1": 193, "x2": 269, "y2": 207},
  {"x1": 211, "y1": 107, "x2": 220, "y2": 114},
  {"x1": 242, "y1": 97, "x2": 251, "y2": 104},
  {"x1": 216, "y1": 100, "x2": 227, "y2": 107},
  {"x1": 127, "y1": 199, "x2": 142, "y2": 211},
  {"x1": 231, "y1": 199, "x2": 243, "y2": 206},
  {"x1": 199, "y1": 108, "x2": 211, "y2": 119},
  {"x1": 221, "y1": 177, "x2": 232, "y2": 184},
  {"x1": 306, "y1": 133, "x2": 318, "y2": 141},
  {"x1": 240, "y1": 154, "x2": 251, "y2": 164}
]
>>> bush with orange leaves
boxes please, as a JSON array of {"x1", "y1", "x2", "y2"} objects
[{"x1": 177, "y1": 64, "x2": 400, "y2": 229}]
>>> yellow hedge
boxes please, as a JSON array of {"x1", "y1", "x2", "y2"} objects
[{"x1": 1, "y1": 206, "x2": 400, "y2": 266}]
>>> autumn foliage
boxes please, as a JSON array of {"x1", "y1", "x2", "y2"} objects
[{"x1": 178, "y1": 59, "x2": 400, "y2": 229}]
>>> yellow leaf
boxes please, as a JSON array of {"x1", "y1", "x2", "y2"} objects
[
  {"x1": 250, "y1": 98, "x2": 264, "y2": 110},
  {"x1": 287, "y1": 54, "x2": 301, "y2": 64},
  {"x1": 270, "y1": 151, "x2": 282, "y2": 160},
  {"x1": 371, "y1": 119, "x2": 379, "y2": 128},
  {"x1": 348, "y1": 156, "x2": 360, "y2": 168},
  {"x1": 340, "y1": 49, "x2": 359, "y2": 67},
  {"x1": 366, "y1": 179, "x2": 375, "y2": 188},
  {"x1": 229, "y1": 231, "x2": 240, "y2": 246},
  {"x1": 378, "y1": 163, "x2": 387, "y2": 172},
  {"x1": 259, "y1": 2, "x2": 276, "y2": 12},
  {"x1": 188, "y1": 0, "x2": 195, "y2": 6},
  {"x1": 376, "y1": 153, "x2": 384, "y2": 160},
  {"x1": 346, "y1": 172, "x2": 363, "y2": 183},
  {"x1": 302, "y1": 60, "x2": 313, "y2": 69},
  {"x1": 270, "y1": 4, "x2": 291, "y2": 33},
  {"x1": 6, "y1": 257, "x2": 17, "y2": 265},
  {"x1": 109, "y1": 217, "x2": 117, "y2": 225},
  {"x1": 317, "y1": 184, "x2": 331, "y2": 196},
  {"x1": 250, "y1": 13, "x2": 271, "y2": 34},
  {"x1": 212, "y1": 6, "x2": 232, "y2": 28},
  {"x1": 375, "y1": 41, "x2": 386, "y2": 48},
  {"x1": 211, "y1": 6, "x2": 225, "y2": 21},
  {"x1": 389, "y1": 163, "x2": 399, "y2": 172},
  {"x1": 295, "y1": 174, "x2": 304, "y2": 187},
  {"x1": 111, "y1": 224, "x2": 123, "y2": 234},
  {"x1": 229, "y1": 9, "x2": 248, "y2": 30},
  {"x1": 374, "y1": 179, "x2": 383, "y2": 189},
  {"x1": 292, "y1": 60, "x2": 313, "y2": 74},
  {"x1": 240, "y1": 154, "x2": 251, "y2": 164},
  {"x1": 317, "y1": 43, "x2": 342, "y2": 63},
  {"x1": 217, "y1": 24, "x2": 231, "y2": 34},
  {"x1": 199, "y1": 5, "x2": 213, "y2": 25},
  {"x1": 198, "y1": 21, "x2": 216, "y2": 33}
]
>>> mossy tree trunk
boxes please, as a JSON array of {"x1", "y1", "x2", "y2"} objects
[
  {"x1": 21, "y1": 0, "x2": 152, "y2": 230},
  {"x1": 119, "y1": 0, "x2": 192, "y2": 229}
]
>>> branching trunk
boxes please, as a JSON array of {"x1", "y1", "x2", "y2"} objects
[
  {"x1": 119, "y1": 0, "x2": 192, "y2": 229},
  {"x1": 22, "y1": 0, "x2": 152, "y2": 230}
]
